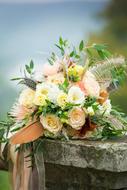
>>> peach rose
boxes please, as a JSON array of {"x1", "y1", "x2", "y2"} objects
[
  {"x1": 82, "y1": 71, "x2": 100, "y2": 98},
  {"x1": 68, "y1": 107, "x2": 86, "y2": 130},
  {"x1": 47, "y1": 72, "x2": 65, "y2": 85},
  {"x1": 42, "y1": 62, "x2": 61, "y2": 76},
  {"x1": 76, "y1": 81, "x2": 87, "y2": 95}
]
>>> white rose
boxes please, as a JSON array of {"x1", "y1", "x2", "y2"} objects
[
  {"x1": 35, "y1": 82, "x2": 60, "y2": 103},
  {"x1": 40, "y1": 114, "x2": 62, "y2": 134},
  {"x1": 48, "y1": 83, "x2": 60, "y2": 103},
  {"x1": 19, "y1": 88, "x2": 35, "y2": 108},
  {"x1": 67, "y1": 86, "x2": 85, "y2": 105},
  {"x1": 68, "y1": 107, "x2": 86, "y2": 130}
]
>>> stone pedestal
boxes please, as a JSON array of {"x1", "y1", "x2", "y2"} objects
[{"x1": 41, "y1": 138, "x2": 127, "y2": 190}]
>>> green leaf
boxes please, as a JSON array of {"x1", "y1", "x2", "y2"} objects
[
  {"x1": 51, "y1": 52, "x2": 56, "y2": 61},
  {"x1": 75, "y1": 54, "x2": 80, "y2": 59},
  {"x1": 70, "y1": 51, "x2": 74, "y2": 57},
  {"x1": 59, "y1": 79, "x2": 69, "y2": 92},
  {"x1": 63, "y1": 78, "x2": 69, "y2": 88},
  {"x1": 55, "y1": 44, "x2": 62, "y2": 50},
  {"x1": 25, "y1": 65, "x2": 31, "y2": 74},
  {"x1": 97, "y1": 50, "x2": 106, "y2": 60},
  {"x1": 86, "y1": 48, "x2": 92, "y2": 57},
  {"x1": 79, "y1": 40, "x2": 84, "y2": 51},
  {"x1": 47, "y1": 58, "x2": 53, "y2": 65},
  {"x1": 30, "y1": 60, "x2": 34, "y2": 69},
  {"x1": 59, "y1": 36, "x2": 63, "y2": 45},
  {"x1": 11, "y1": 77, "x2": 22, "y2": 81},
  {"x1": 55, "y1": 44, "x2": 65, "y2": 55},
  {"x1": 102, "y1": 49, "x2": 112, "y2": 58},
  {"x1": 69, "y1": 75, "x2": 79, "y2": 82},
  {"x1": 11, "y1": 126, "x2": 22, "y2": 132},
  {"x1": 92, "y1": 43, "x2": 111, "y2": 60},
  {"x1": 92, "y1": 43, "x2": 107, "y2": 51},
  {"x1": 97, "y1": 49, "x2": 111, "y2": 60},
  {"x1": 63, "y1": 39, "x2": 68, "y2": 46}
]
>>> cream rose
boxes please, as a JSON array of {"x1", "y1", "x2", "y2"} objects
[
  {"x1": 19, "y1": 88, "x2": 35, "y2": 108},
  {"x1": 82, "y1": 71, "x2": 100, "y2": 98},
  {"x1": 68, "y1": 107, "x2": 86, "y2": 130},
  {"x1": 40, "y1": 114, "x2": 62, "y2": 134},
  {"x1": 33, "y1": 93, "x2": 47, "y2": 106}
]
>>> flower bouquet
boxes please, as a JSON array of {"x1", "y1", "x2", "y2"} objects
[{"x1": 0, "y1": 37, "x2": 127, "y2": 190}]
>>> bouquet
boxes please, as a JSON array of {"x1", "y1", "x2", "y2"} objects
[{"x1": 0, "y1": 37, "x2": 127, "y2": 190}]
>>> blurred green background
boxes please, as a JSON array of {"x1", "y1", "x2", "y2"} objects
[{"x1": 0, "y1": 0, "x2": 127, "y2": 189}]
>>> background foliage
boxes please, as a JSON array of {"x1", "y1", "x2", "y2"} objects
[{"x1": 89, "y1": 0, "x2": 127, "y2": 113}]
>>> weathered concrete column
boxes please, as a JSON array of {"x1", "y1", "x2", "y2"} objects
[{"x1": 41, "y1": 138, "x2": 127, "y2": 190}]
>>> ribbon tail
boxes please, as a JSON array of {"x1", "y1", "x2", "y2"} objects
[
  {"x1": 34, "y1": 142, "x2": 45, "y2": 190},
  {"x1": 9, "y1": 145, "x2": 32, "y2": 190},
  {"x1": 9, "y1": 142, "x2": 45, "y2": 190}
]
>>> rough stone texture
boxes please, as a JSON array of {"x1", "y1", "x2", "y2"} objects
[
  {"x1": 41, "y1": 138, "x2": 127, "y2": 190},
  {"x1": 45, "y1": 164, "x2": 127, "y2": 190}
]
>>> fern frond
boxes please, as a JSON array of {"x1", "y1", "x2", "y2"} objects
[{"x1": 89, "y1": 57, "x2": 126, "y2": 91}]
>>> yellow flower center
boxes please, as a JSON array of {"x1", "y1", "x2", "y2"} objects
[
  {"x1": 57, "y1": 93, "x2": 67, "y2": 107},
  {"x1": 47, "y1": 116, "x2": 57, "y2": 128},
  {"x1": 40, "y1": 89, "x2": 48, "y2": 95},
  {"x1": 72, "y1": 95, "x2": 78, "y2": 101},
  {"x1": 72, "y1": 112, "x2": 80, "y2": 120}
]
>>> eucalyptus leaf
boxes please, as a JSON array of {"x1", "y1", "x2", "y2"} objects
[
  {"x1": 25, "y1": 65, "x2": 31, "y2": 74},
  {"x1": 79, "y1": 40, "x2": 84, "y2": 51},
  {"x1": 59, "y1": 36, "x2": 63, "y2": 45},
  {"x1": 30, "y1": 60, "x2": 34, "y2": 69}
]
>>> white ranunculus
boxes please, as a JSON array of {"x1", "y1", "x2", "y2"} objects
[
  {"x1": 57, "y1": 92, "x2": 67, "y2": 108},
  {"x1": 40, "y1": 114, "x2": 62, "y2": 134},
  {"x1": 67, "y1": 86, "x2": 85, "y2": 105},
  {"x1": 68, "y1": 107, "x2": 86, "y2": 130},
  {"x1": 36, "y1": 83, "x2": 51, "y2": 96}
]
